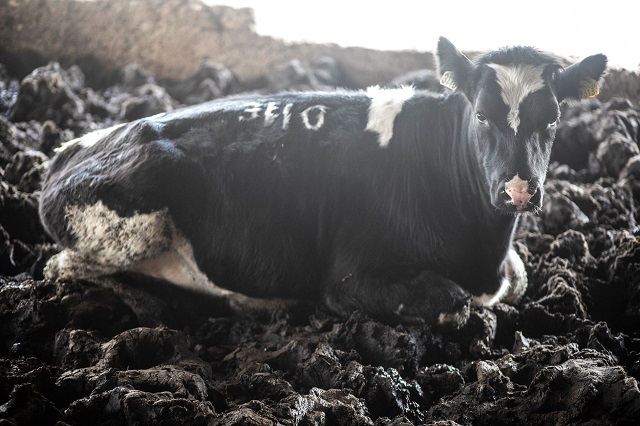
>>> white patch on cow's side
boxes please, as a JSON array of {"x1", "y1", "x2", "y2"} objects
[
  {"x1": 43, "y1": 200, "x2": 234, "y2": 298},
  {"x1": 486, "y1": 63, "x2": 546, "y2": 134},
  {"x1": 55, "y1": 123, "x2": 126, "y2": 154},
  {"x1": 300, "y1": 105, "x2": 327, "y2": 130},
  {"x1": 44, "y1": 201, "x2": 173, "y2": 281},
  {"x1": 365, "y1": 85, "x2": 415, "y2": 147},
  {"x1": 264, "y1": 101, "x2": 280, "y2": 126},
  {"x1": 67, "y1": 201, "x2": 171, "y2": 267},
  {"x1": 472, "y1": 248, "x2": 528, "y2": 307},
  {"x1": 282, "y1": 103, "x2": 293, "y2": 130}
]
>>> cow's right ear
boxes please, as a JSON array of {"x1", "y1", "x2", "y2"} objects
[{"x1": 436, "y1": 37, "x2": 476, "y2": 98}]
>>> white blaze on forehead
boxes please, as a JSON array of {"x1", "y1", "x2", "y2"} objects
[
  {"x1": 486, "y1": 63, "x2": 546, "y2": 134},
  {"x1": 365, "y1": 85, "x2": 415, "y2": 147}
]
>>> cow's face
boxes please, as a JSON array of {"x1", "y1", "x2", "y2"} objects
[
  {"x1": 472, "y1": 63, "x2": 560, "y2": 213},
  {"x1": 437, "y1": 37, "x2": 607, "y2": 214}
]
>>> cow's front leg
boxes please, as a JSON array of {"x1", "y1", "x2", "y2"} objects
[
  {"x1": 500, "y1": 248, "x2": 528, "y2": 304},
  {"x1": 471, "y1": 248, "x2": 527, "y2": 307},
  {"x1": 323, "y1": 269, "x2": 471, "y2": 328}
]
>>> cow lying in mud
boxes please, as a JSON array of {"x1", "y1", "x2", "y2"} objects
[{"x1": 39, "y1": 38, "x2": 607, "y2": 327}]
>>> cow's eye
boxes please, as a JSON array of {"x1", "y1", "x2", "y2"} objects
[
  {"x1": 547, "y1": 118, "x2": 558, "y2": 129},
  {"x1": 476, "y1": 112, "x2": 488, "y2": 124}
]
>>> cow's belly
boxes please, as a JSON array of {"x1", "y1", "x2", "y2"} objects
[{"x1": 180, "y1": 207, "x2": 324, "y2": 300}]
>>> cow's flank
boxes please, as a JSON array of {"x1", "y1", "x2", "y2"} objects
[{"x1": 39, "y1": 38, "x2": 607, "y2": 327}]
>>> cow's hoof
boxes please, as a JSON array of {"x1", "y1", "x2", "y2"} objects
[
  {"x1": 436, "y1": 297, "x2": 471, "y2": 330},
  {"x1": 43, "y1": 251, "x2": 71, "y2": 281},
  {"x1": 43, "y1": 250, "x2": 100, "y2": 282}
]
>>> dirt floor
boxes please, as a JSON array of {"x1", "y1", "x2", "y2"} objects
[{"x1": 1, "y1": 56, "x2": 640, "y2": 425}]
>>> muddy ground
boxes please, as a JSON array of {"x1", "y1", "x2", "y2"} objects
[{"x1": 1, "y1": 58, "x2": 640, "y2": 426}]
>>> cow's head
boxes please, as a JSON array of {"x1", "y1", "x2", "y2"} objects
[{"x1": 437, "y1": 37, "x2": 607, "y2": 214}]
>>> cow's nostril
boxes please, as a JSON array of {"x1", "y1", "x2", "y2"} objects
[{"x1": 507, "y1": 189, "x2": 533, "y2": 209}]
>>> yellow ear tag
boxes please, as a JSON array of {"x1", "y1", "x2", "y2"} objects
[
  {"x1": 578, "y1": 78, "x2": 600, "y2": 98},
  {"x1": 440, "y1": 71, "x2": 458, "y2": 91}
]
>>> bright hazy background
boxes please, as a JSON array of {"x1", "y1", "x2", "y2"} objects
[{"x1": 207, "y1": 0, "x2": 639, "y2": 70}]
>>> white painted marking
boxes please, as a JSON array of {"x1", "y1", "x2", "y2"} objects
[
  {"x1": 237, "y1": 101, "x2": 326, "y2": 131},
  {"x1": 365, "y1": 85, "x2": 415, "y2": 147},
  {"x1": 238, "y1": 102, "x2": 262, "y2": 122},
  {"x1": 486, "y1": 63, "x2": 546, "y2": 134},
  {"x1": 54, "y1": 123, "x2": 126, "y2": 154},
  {"x1": 300, "y1": 105, "x2": 327, "y2": 130},
  {"x1": 264, "y1": 101, "x2": 280, "y2": 126},
  {"x1": 282, "y1": 103, "x2": 293, "y2": 130}
]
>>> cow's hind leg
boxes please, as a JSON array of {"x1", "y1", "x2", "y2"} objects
[
  {"x1": 44, "y1": 200, "x2": 292, "y2": 310},
  {"x1": 323, "y1": 269, "x2": 472, "y2": 327}
]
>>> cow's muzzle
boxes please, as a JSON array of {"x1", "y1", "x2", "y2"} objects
[{"x1": 498, "y1": 174, "x2": 542, "y2": 213}]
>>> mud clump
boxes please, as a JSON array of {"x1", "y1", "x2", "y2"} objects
[{"x1": 1, "y1": 56, "x2": 640, "y2": 425}]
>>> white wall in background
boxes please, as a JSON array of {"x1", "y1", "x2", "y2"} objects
[{"x1": 207, "y1": 0, "x2": 639, "y2": 70}]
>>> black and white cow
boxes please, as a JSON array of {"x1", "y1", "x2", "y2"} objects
[{"x1": 39, "y1": 38, "x2": 607, "y2": 326}]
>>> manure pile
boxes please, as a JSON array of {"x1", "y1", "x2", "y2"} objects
[{"x1": 1, "y1": 58, "x2": 640, "y2": 425}]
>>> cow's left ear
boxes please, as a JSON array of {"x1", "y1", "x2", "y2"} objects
[
  {"x1": 553, "y1": 54, "x2": 608, "y2": 101},
  {"x1": 436, "y1": 37, "x2": 476, "y2": 99}
]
